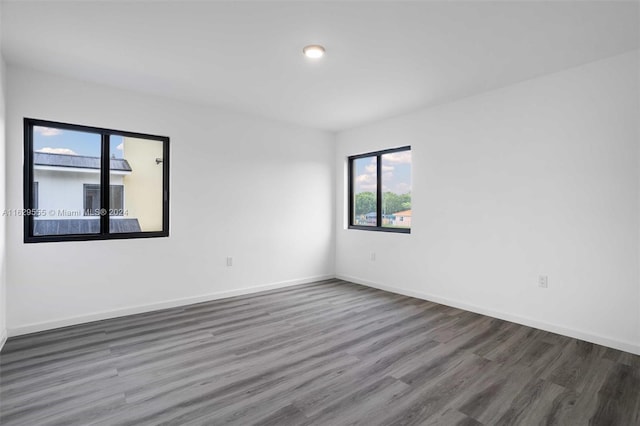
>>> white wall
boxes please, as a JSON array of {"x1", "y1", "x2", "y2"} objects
[
  {"x1": 336, "y1": 51, "x2": 640, "y2": 355},
  {"x1": 0, "y1": 2, "x2": 7, "y2": 350},
  {"x1": 6, "y1": 65, "x2": 335, "y2": 334}
]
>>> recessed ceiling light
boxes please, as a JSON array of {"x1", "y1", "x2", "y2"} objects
[{"x1": 303, "y1": 45, "x2": 325, "y2": 59}]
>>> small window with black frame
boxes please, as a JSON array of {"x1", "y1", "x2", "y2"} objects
[
  {"x1": 348, "y1": 146, "x2": 411, "y2": 233},
  {"x1": 23, "y1": 118, "x2": 170, "y2": 242}
]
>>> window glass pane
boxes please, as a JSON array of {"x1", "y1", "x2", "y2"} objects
[
  {"x1": 110, "y1": 185, "x2": 124, "y2": 213},
  {"x1": 82, "y1": 185, "x2": 123, "y2": 216},
  {"x1": 382, "y1": 150, "x2": 412, "y2": 229},
  {"x1": 32, "y1": 126, "x2": 101, "y2": 235},
  {"x1": 353, "y1": 156, "x2": 377, "y2": 226},
  {"x1": 110, "y1": 136, "x2": 164, "y2": 233},
  {"x1": 83, "y1": 184, "x2": 100, "y2": 215}
]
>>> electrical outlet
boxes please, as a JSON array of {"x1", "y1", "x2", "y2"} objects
[
  {"x1": 370, "y1": 252, "x2": 376, "y2": 261},
  {"x1": 538, "y1": 275, "x2": 548, "y2": 288},
  {"x1": 226, "y1": 257, "x2": 233, "y2": 267}
]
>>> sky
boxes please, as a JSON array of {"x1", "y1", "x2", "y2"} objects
[
  {"x1": 354, "y1": 150, "x2": 412, "y2": 195},
  {"x1": 33, "y1": 126, "x2": 124, "y2": 159}
]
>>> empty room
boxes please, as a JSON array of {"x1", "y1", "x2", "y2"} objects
[{"x1": 0, "y1": 1, "x2": 639, "y2": 425}]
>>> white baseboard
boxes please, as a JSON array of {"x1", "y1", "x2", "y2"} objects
[
  {"x1": 0, "y1": 328, "x2": 7, "y2": 352},
  {"x1": 8, "y1": 274, "x2": 334, "y2": 337},
  {"x1": 337, "y1": 274, "x2": 640, "y2": 356},
  {"x1": 8, "y1": 273, "x2": 639, "y2": 357}
]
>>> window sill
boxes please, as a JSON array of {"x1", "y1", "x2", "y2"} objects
[{"x1": 348, "y1": 225, "x2": 410, "y2": 234}]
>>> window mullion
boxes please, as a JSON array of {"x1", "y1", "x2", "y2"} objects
[
  {"x1": 100, "y1": 134, "x2": 110, "y2": 235},
  {"x1": 376, "y1": 154, "x2": 382, "y2": 228}
]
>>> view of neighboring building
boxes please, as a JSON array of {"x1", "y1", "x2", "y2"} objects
[
  {"x1": 32, "y1": 135, "x2": 164, "y2": 235},
  {"x1": 386, "y1": 209, "x2": 411, "y2": 227},
  {"x1": 121, "y1": 137, "x2": 164, "y2": 233},
  {"x1": 355, "y1": 210, "x2": 412, "y2": 228}
]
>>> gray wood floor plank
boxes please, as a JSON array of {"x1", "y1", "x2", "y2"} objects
[
  {"x1": 493, "y1": 378, "x2": 567, "y2": 426},
  {"x1": 251, "y1": 404, "x2": 309, "y2": 426},
  {"x1": 301, "y1": 376, "x2": 411, "y2": 426},
  {"x1": 422, "y1": 409, "x2": 484, "y2": 426},
  {"x1": 1, "y1": 279, "x2": 639, "y2": 425},
  {"x1": 374, "y1": 354, "x2": 491, "y2": 426}
]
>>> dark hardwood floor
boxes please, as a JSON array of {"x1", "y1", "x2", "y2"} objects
[{"x1": 1, "y1": 279, "x2": 639, "y2": 425}]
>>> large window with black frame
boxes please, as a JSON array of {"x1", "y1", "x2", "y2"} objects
[
  {"x1": 23, "y1": 118, "x2": 170, "y2": 243},
  {"x1": 348, "y1": 146, "x2": 411, "y2": 233}
]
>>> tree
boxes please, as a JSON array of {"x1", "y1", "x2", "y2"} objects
[
  {"x1": 355, "y1": 192, "x2": 376, "y2": 216},
  {"x1": 382, "y1": 192, "x2": 411, "y2": 214},
  {"x1": 399, "y1": 193, "x2": 411, "y2": 212},
  {"x1": 355, "y1": 191, "x2": 411, "y2": 217}
]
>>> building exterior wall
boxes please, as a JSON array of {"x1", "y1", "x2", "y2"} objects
[
  {"x1": 33, "y1": 168, "x2": 124, "y2": 217},
  {"x1": 122, "y1": 137, "x2": 163, "y2": 232}
]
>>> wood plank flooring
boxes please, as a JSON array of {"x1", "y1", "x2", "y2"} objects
[{"x1": 1, "y1": 279, "x2": 639, "y2": 425}]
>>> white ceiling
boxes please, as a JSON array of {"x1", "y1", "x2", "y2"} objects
[{"x1": 2, "y1": 1, "x2": 638, "y2": 132}]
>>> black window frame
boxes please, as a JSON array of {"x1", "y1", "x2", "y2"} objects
[
  {"x1": 24, "y1": 118, "x2": 170, "y2": 243},
  {"x1": 348, "y1": 145, "x2": 411, "y2": 234}
]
